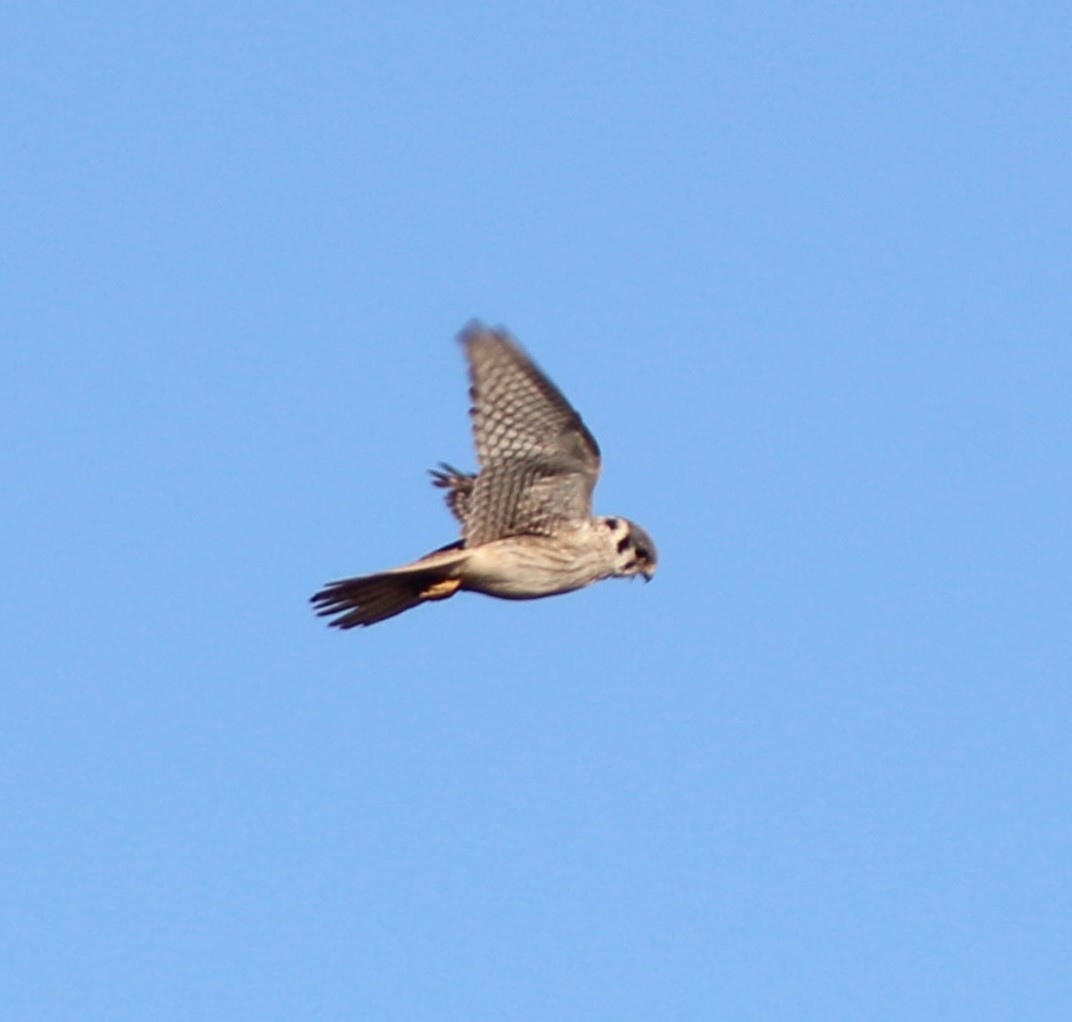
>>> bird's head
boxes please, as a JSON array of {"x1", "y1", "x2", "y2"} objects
[{"x1": 602, "y1": 517, "x2": 658, "y2": 582}]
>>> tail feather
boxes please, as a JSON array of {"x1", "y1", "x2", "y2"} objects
[
  {"x1": 310, "y1": 545, "x2": 467, "y2": 629},
  {"x1": 311, "y1": 573, "x2": 432, "y2": 628}
]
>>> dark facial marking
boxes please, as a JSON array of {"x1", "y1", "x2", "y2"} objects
[
  {"x1": 617, "y1": 535, "x2": 633, "y2": 554},
  {"x1": 605, "y1": 517, "x2": 619, "y2": 531}
]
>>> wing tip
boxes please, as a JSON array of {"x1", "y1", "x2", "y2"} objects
[{"x1": 457, "y1": 319, "x2": 516, "y2": 350}]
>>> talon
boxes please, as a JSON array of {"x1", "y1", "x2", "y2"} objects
[{"x1": 419, "y1": 578, "x2": 461, "y2": 600}]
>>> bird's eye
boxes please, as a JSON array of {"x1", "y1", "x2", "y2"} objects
[{"x1": 635, "y1": 546, "x2": 650, "y2": 561}]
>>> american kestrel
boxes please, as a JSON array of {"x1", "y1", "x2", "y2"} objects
[{"x1": 310, "y1": 322, "x2": 657, "y2": 628}]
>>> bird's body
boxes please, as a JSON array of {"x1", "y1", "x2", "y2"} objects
[
  {"x1": 311, "y1": 323, "x2": 657, "y2": 628},
  {"x1": 458, "y1": 519, "x2": 637, "y2": 598}
]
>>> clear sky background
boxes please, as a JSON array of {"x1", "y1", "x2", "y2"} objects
[{"x1": 3, "y1": 3, "x2": 1069, "y2": 1019}]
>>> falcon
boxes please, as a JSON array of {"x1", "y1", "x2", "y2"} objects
[{"x1": 311, "y1": 322, "x2": 657, "y2": 628}]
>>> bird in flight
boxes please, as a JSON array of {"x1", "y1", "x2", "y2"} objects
[{"x1": 310, "y1": 322, "x2": 657, "y2": 628}]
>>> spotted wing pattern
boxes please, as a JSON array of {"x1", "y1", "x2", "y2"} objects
[
  {"x1": 459, "y1": 323, "x2": 602, "y2": 546},
  {"x1": 429, "y1": 463, "x2": 475, "y2": 525}
]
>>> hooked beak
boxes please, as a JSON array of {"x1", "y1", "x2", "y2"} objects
[{"x1": 640, "y1": 564, "x2": 655, "y2": 583}]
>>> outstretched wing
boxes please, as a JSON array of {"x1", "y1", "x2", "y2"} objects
[{"x1": 460, "y1": 323, "x2": 601, "y2": 546}]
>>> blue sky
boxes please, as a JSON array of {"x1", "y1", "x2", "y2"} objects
[{"x1": 3, "y1": 2, "x2": 1070, "y2": 1019}]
